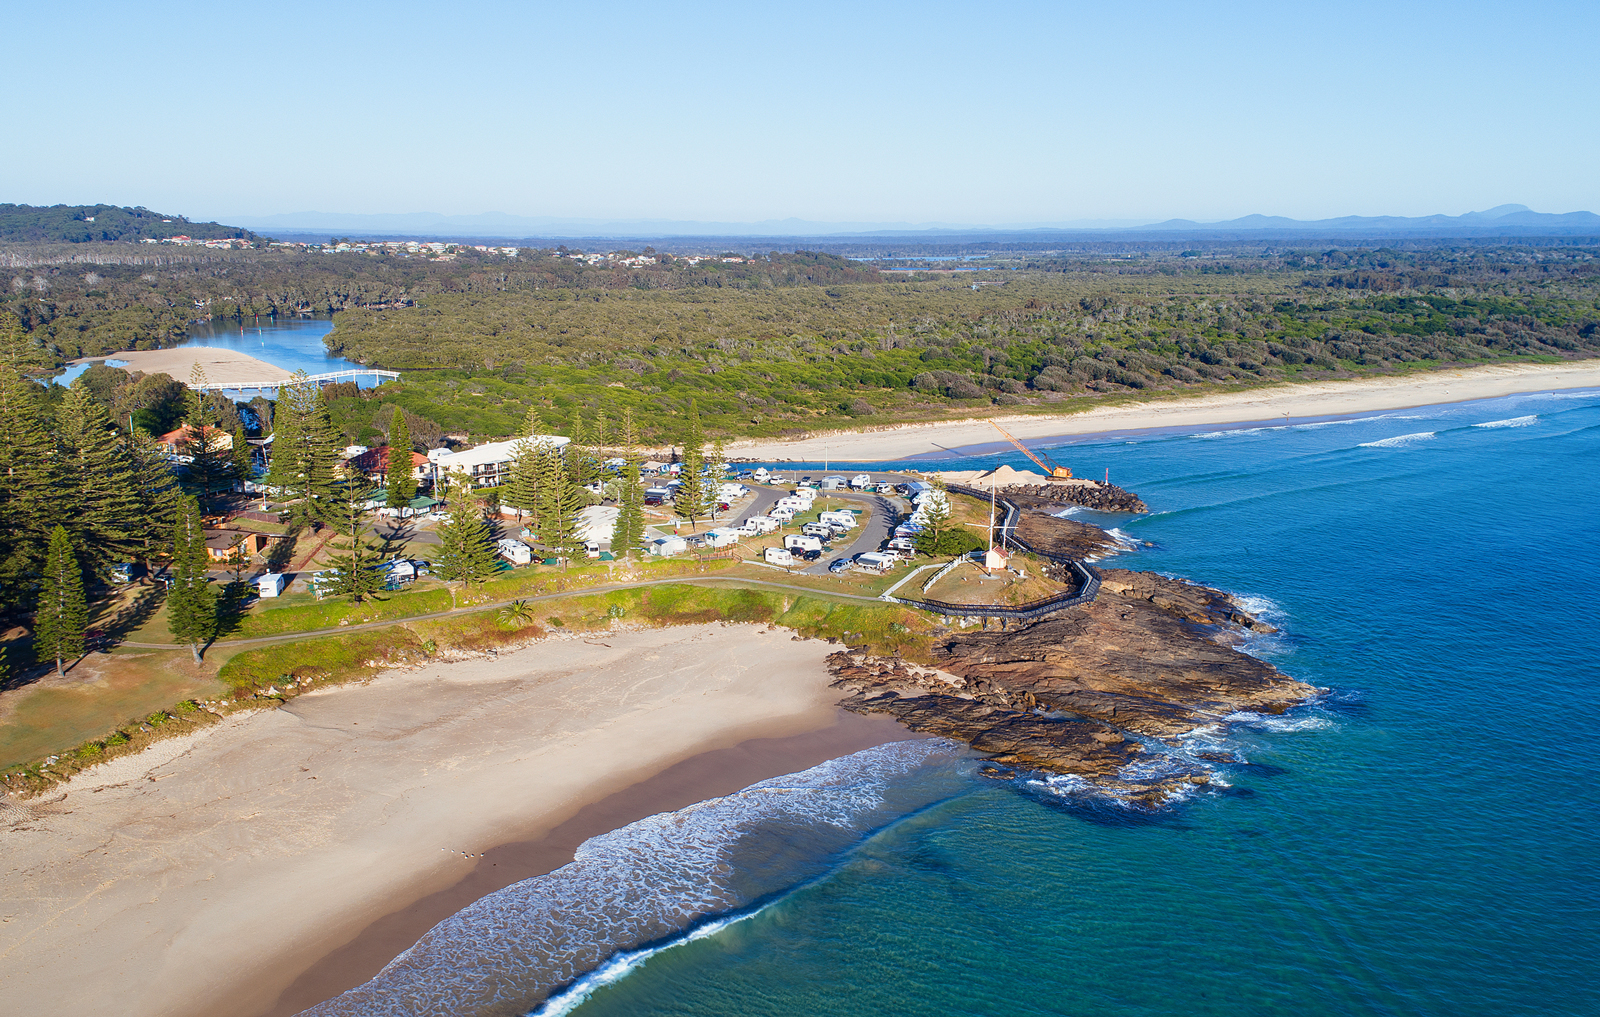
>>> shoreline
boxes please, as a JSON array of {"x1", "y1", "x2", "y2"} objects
[
  {"x1": 258, "y1": 707, "x2": 916, "y2": 1017},
  {"x1": 0, "y1": 624, "x2": 915, "y2": 1017},
  {"x1": 726, "y1": 360, "x2": 1600, "y2": 461}
]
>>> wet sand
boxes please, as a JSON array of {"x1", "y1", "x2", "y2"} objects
[
  {"x1": 0, "y1": 625, "x2": 911, "y2": 1017},
  {"x1": 728, "y1": 360, "x2": 1600, "y2": 461}
]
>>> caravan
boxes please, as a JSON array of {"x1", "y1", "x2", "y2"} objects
[
  {"x1": 819, "y1": 510, "x2": 856, "y2": 530},
  {"x1": 784, "y1": 534, "x2": 822, "y2": 553},
  {"x1": 853, "y1": 551, "x2": 896, "y2": 573},
  {"x1": 702, "y1": 527, "x2": 741, "y2": 548},
  {"x1": 496, "y1": 538, "x2": 533, "y2": 565},
  {"x1": 764, "y1": 546, "x2": 795, "y2": 566}
]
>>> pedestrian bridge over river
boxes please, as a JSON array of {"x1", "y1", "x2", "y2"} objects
[
  {"x1": 186, "y1": 368, "x2": 401, "y2": 394},
  {"x1": 72, "y1": 346, "x2": 399, "y2": 394}
]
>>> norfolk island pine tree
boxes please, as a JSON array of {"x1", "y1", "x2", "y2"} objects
[
  {"x1": 35, "y1": 525, "x2": 88, "y2": 677},
  {"x1": 167, "y1": 495, "x2": 218, "y2": 664},
  {"x1": 385, "y1": 406, "x2": 417, "y2": 509}
]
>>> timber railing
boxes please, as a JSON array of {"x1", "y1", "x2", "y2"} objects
[{"x1": 885, "y1": 484, "x2": 1101, "y2": 620}]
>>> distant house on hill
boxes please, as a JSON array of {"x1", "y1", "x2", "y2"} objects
[{"x1": 345, "y1": 445, "x2": 429, "y2": 484}]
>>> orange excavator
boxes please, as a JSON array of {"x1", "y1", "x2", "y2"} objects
[{"x1": 989, "y1": 420, "x2": 1073, "y2": 479}]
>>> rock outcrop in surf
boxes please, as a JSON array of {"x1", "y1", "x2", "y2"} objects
[{"x1": 829, "y1": 556, "x2": 1316, "y2": 802}]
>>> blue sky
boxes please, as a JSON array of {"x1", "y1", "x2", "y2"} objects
[{"x1": 9, "y1": 1, "x2": 1597, "y2": 224}]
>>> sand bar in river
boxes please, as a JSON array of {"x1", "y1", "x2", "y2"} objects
[
  {"x1": 74, "y1": 345, "x2": 294, "y2": 386},
  {"x1": 0, "y1": 624, "x2": 908, "y2": 1017}
]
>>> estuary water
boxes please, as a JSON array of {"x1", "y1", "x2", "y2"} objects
[
  {"x1": 56, "y1": 316, "x2": 375, "y2": 388},
  {"x1": 319, "y1": 387, "x2": 1600, "y2": 1017}
]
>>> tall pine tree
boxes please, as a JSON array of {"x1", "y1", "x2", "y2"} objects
[
  {"x1": 612, "y1": 408, "x2": 644, "y2": 558},
  {"x1": 231, "y1": 426, "x2": 254, "y2": 490},
  {"x1": 35, "y1": 525, "x2": 88, "y2": 677},
  {"x1": 57, "y1": 379, "x2": 144, "y2": 581},
  {"x1": 324, "y1": 477, "x2": 385, "y2": 603},
  {"x1": 537, "y1": 441, "x2": 583, "y2": 566},
  {"x1": 0, "y1": 361, "x2": 58, "y2": 612},
  {"x1": 674, "y1": 400, "x2": 708, "y2": 529},
  {"x1": 504, "y1": 406, "x2": 545, "y2": 523},
  {"x1": 267, "y1": 374, "x2": 340, "y2": 526},
  {"x1": 127, "y1": 427, "x2": 181, "y2": 570},
  {"x1": 384, "y1": 407, "x2": 417, "y2": 509},
  {"x1": 436, "y1": 500, "x2": 499, "y2": 588},
  {"x1": 180, "y1": 364, "x2": 233, "y2": 505},
  {"x1": 167, "y1": 495, "x2": 218, "y2": 664}
]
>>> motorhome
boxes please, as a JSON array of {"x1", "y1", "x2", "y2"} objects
[
  {"x1": 764, "y1": 546, "x2": 795, "y2": 566},
  {"x1": 496, "y1": 538, "x2": 533, "y2": 565},
  {"x1": 819, "y1": 510, "x2": 856, "y2": 529},
  {"x1": 784, "y1": 534, "x2": 822, "y2": 553}
]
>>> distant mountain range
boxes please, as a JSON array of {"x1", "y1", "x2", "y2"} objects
[{"x1": 227, "y1": 204, "x2": 1600, "y2": 241}]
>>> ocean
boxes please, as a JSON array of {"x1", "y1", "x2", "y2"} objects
[{"x1": 314, "y1": 387, "x2": 1600, "y2": 1017}]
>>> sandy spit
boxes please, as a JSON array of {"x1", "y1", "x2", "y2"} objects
[
  {"x1": 0, "y1": 624, "x2": 900, "y2": 1017},
  {"x1": 727, "y1": 361, "x2": 1600, "y2": 461},
  {"x1": 73, "y1": 345, "x2": 293, "y2": 385}
]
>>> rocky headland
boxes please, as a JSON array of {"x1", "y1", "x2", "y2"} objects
[{"x1": 830, "y1": 517, "x2": 1317, "y2": 802}]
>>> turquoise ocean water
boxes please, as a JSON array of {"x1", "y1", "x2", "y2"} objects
[{"x1": 316, "y1": 388, "x2": 1600, "y2": 1017}]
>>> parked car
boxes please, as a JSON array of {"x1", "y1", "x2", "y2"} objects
[
  {"x1": 800, "y1": 548, "x2": 823, "y2": 561},
  {"x1": 828, "y1": 558, "x2": 851, "y2": 574}
]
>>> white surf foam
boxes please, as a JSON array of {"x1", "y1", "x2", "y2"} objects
[
  {"x1": 1221, "y1": 710, "x2": 1335, "y2": 733},
  {"x1": 1472, "y1": 415, "x2": 1538, "y2": 429},
  {"x1": 1358, "y1": 431, "x2": 1436, "y2": 448},
  {"x1": 305, "y1": 739, "x2": 972, "y2": 1017}
]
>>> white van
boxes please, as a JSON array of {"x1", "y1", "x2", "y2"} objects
[
  {"x1": 819, "y1": 510, "x2": 856, "y2": 529},
  {"x1": 784, "y1": 534, "x2": 822, "y2": 553},
  {"x1": 764, "y1": 546, "x2": 795, "y2": 566}
]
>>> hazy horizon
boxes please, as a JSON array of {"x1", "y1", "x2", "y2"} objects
[{"x1": 5, "y1": 2, "x2": 1595, "y2": 226}]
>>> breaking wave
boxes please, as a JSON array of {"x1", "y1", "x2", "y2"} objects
[
  {"x1": 1472, "y1": 415, "x2": 1538, "y2": 429},
  {"x1": 1359, "y1": 431, "x2": 1436, "y2": 448},
  {"x1": 303, "y1": 740, "x2": 973, "y2": 1017}
]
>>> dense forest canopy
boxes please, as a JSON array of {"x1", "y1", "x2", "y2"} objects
[
  {"x1": 0, "y1": 204, "x2": 257, "y2": 245},
  {"x1": 3, "y1": 235, "x2": 1597, "y2": 444}
]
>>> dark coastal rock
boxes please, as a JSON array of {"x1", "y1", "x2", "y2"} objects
[
  {"x1": 1014, "y1": 511, "x2": 1122, "y2": 561},
  {"x1": 829, "y1": 568, "x2": 1316, "y2": 803},
  {"x1": 1004, "y1": 483, "x2": 1149, "y2": 514}
]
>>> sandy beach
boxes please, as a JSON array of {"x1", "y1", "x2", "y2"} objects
[
  {"x1": 728, "y1": 361, "x2": 1600, "y2": 461},
  {"x1": 0, "y1": 624, "x2": 910, "y2": 1017},
  {"x1": 74, "y1": 345, "x2": 293, "y2": 386}
]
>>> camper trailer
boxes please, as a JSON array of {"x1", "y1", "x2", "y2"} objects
[
  {"x1": 496, "y1": 538, "x2": 533, "y2": 565},
  {"x1": 764, "y1": 546, "x2": 795, "y2": 566},
  {"x1": 853, "y1": 551, "x2": 896, "y2": 573},
  {"x1": 768, "y1": 506, "x2": 795, "y2": 522},
  {"x1": 256, "y1": 572, "x2": 286, "y2": 598},
  {"x1": 702, "y1": 527, "x2": 741, "y2": 548},
  {"x1": 850, "y1": 474, "x2": 872, "y2": 490},
  {"x1": 801, "y1": 522, "x2": 834, "y2": 539}
]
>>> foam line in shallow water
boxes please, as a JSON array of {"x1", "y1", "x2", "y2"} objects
[
  {"x1": 1358, "y1": 431, "x2": 1437, "y2": 448},
  {"x1": 1472, "y1": 415, "x2": 1538, "y2": 429},
  {"x1": 303, "y1": 739, "x2": 975, "y2": 1017}
]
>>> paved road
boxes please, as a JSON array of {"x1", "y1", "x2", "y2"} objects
[{"x1": 801, "y1": 490, "x2": 904, "y2": 575}]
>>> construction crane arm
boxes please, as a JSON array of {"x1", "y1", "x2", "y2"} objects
[{"x1": 988, "y1": 420, "x2": 1073, "y2": 479}]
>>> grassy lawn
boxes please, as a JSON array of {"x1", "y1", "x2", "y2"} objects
[
  {"x1": 922, "y1": 557, "x2": 1069, "y2": 606},
  {"x1": 0, "y1": 650, "x2": 228, "y2": 770}
]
